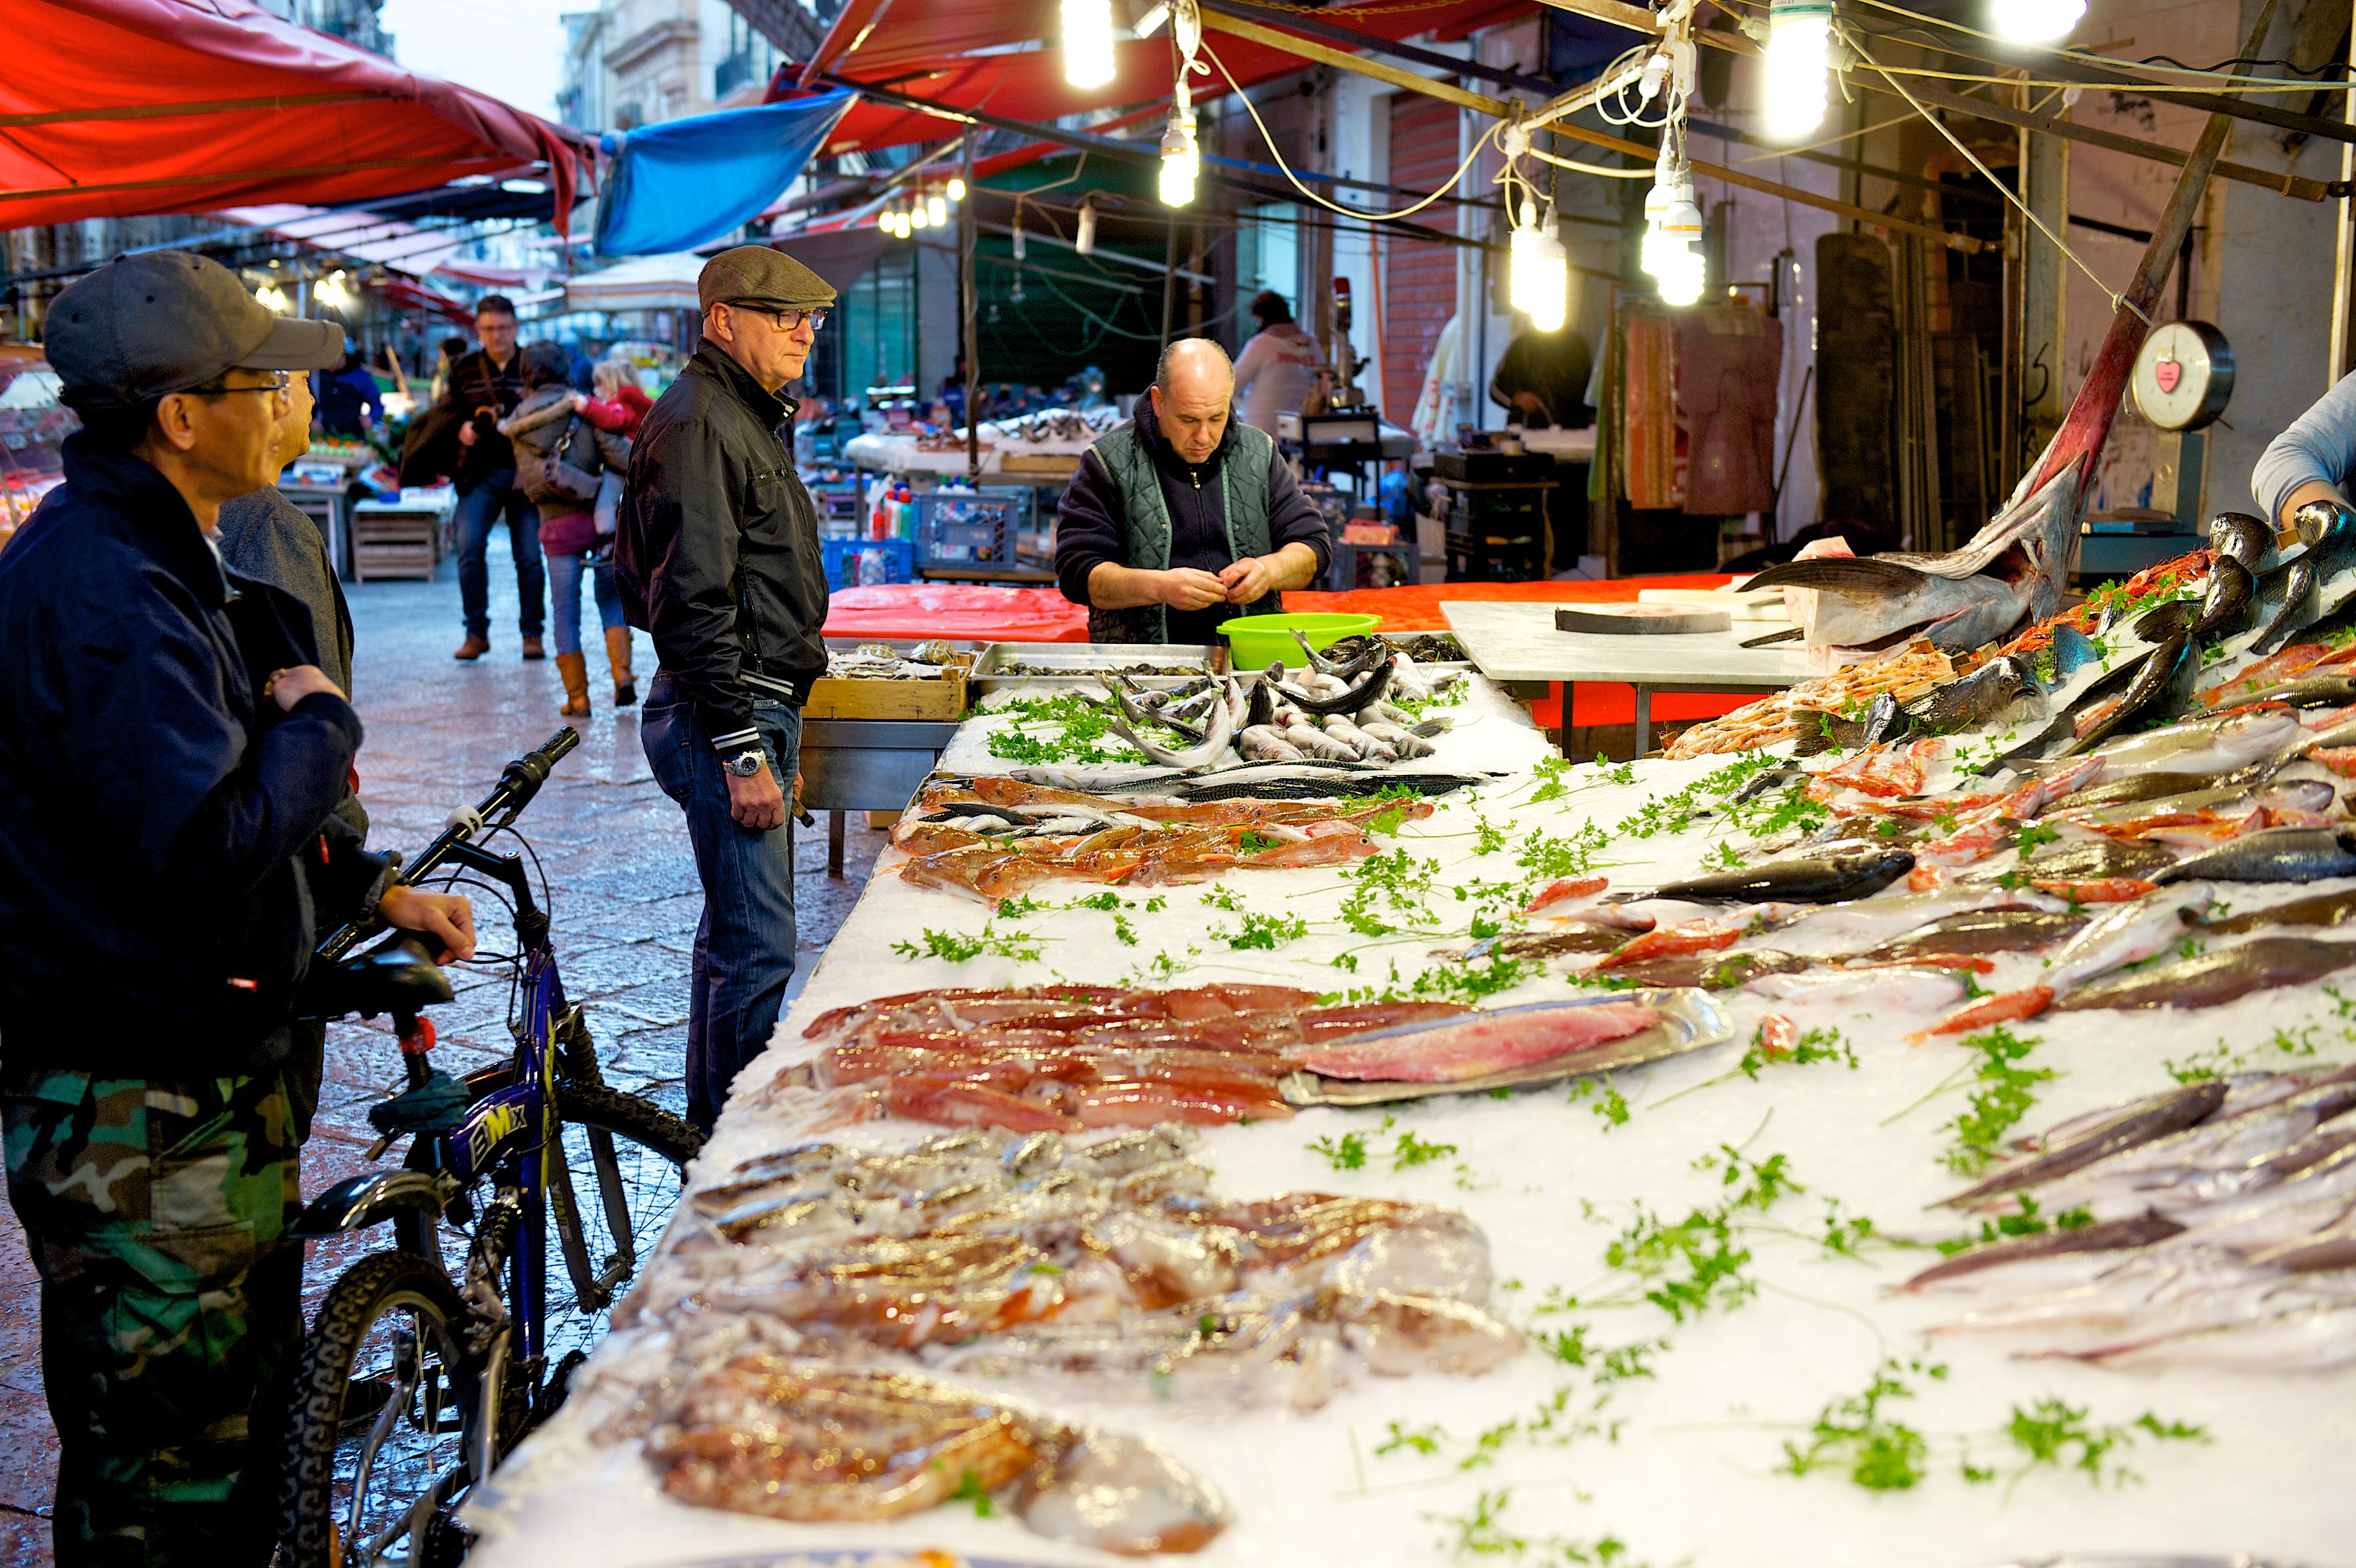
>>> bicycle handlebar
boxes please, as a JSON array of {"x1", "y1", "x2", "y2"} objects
[{"x1": 317, "y1": 728, "x2": 580, "y2": 964}]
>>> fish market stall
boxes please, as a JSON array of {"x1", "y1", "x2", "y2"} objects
[{"x1": 464, "y1": 545, "x2": 2356, "y2": 1564}]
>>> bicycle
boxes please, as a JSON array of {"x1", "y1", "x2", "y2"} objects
[{"x1": 278, "y1": 728, "x2": 706, "y2": 1568}]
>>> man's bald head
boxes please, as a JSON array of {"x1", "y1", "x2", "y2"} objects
[{"x1": 1149, "y1": 337, "x2": 1235, "y2": 465}]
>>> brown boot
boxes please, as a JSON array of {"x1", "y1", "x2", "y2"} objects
[
  {"x1": 605, "y1": 626, "x2": 637, "y2": 707},
  {"x1": 521, "y1": 635, "x2": 546, "y2": 662},
  {"x1": 556, "y1": 651, "x2": 591, "y2": 718},
  {"x1": 453, "y1": 634, "x2": 490, "y2": 661}
]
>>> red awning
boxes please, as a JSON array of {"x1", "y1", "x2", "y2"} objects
[
  {"x1": 0, "y1": 0, "x2": 595, "y2": 233},
  {"x1": 804, "y1": 0, "x2": 1529, "y2": 156},
  {"x1": 809, "y1": 0, "x2": 1529, "y2": 85},
  {"x1": 368, "y1": 276, "x2": 476, "y2": 325}
]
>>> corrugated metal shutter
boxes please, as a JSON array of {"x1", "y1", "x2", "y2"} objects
[{"x1": 1383, "y1": 92, "x2": 1461, "y2": 422}]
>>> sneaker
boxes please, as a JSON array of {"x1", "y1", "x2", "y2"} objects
[
  {"x1": 520, "y1": 636, "x2": 546, "y2": 661},
  {"x1": 453, "y1": 635, "x2": 490, "y2": 661}
]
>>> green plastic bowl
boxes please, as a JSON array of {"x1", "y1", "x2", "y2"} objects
[{"x1": 1220, "y1": 612, "x2": 1380, "y2": 673}]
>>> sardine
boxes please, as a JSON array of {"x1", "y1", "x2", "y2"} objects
[
  {"x1": 2217, "y1": 673, "x2": 2356, "y2": 710},
  {"x1": 1898, "y1": 1210, "x2": 2186, "y2": 1291},
  {"x1": 1936, "y1": 1081, "x2": 2229, "y2": 1208},
  {"x1": 2081, "y1": 1298, "x2": 2356, "y2": 1370},
  {"x1": 1656, "y1": 846, "x2": 1915, "y2": 904},
  {"x1": 2152, "y1": 825, "x2": 2356, "y2": 885},
  {"x1": 2054, "y1": 935, "x2": 2356, "y2": 1012}
]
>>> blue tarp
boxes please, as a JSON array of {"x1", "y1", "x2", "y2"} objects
[{"x1": 594, "y1": 90, "x2": 855, "y2": 257}]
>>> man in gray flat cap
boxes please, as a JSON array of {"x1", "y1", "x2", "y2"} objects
[
  {"x1": 0, "y1": 251, "x2": 473, "y2": 1566},
  {"x1": 615, "y1": 245, "x2": 833, "y2": 1133}
]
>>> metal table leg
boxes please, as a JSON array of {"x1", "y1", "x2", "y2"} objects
[
  {"x1": 828, "y1": 810, "x2": 846, "y2": 878},
  {"x1": 1633, "y1": 685, "x2": 1652, "y2": 757}
]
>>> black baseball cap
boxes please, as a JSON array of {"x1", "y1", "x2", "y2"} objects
[{"x1": 46, "y1": 251, "x2": 346, "y2": 411}]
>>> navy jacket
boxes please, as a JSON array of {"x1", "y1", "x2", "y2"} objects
[{"x1": 0, "y1": 436, "x2": 385, "y2": 1076}]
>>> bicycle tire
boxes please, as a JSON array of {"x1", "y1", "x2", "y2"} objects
[
  {"x1": 540, "y1": 1082, "x2": 702, "y2": 1357},
  {"x1": 280, "y1": 1251, "x2": 480, "y2": 1568}
]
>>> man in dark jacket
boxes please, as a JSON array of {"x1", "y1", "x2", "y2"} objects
[
  {"x1": 443, "y1": 294, "x2": 543, "y2": 662},
  {"x1": 1054, "y1": 337, "x2": 1330, "y2": 645},
  {"x1": 0, "y1": 251, "x2": 473, "y2": 1567},
  {"x1": 616, "y1": 246, "x2": 830, "y2": 1133}
]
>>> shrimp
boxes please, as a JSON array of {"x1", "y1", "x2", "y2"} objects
[{"x1": 1904, "y1": 984, "x2": 2056, "y2": 1044}]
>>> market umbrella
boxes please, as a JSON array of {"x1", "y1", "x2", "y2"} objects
[{"x1": 0, "y1": 0, "x2": 593, "y2": 232}]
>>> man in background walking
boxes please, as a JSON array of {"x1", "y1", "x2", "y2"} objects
[
  {"x1": 616, "y1": 246, "x2": 832, "y2": 1133},
  {"x1": 444, "y1": 295, "x2": 543, "y2": 661}
]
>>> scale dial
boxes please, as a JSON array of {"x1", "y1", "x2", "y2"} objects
[{"x1": 2132, "y1": 320, "x2": 2234, "y2": 431}]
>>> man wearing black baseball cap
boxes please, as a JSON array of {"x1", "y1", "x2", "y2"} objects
[
  {"x1": 616, "y1": 245, "x2": 832, "y2": 1133},
  {"x1": 0, "y1": 251, "x2": 473, "y2": 1565}
]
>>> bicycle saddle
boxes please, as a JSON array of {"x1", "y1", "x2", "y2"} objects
[{"x1": 300, "y1": 933, "x2": 453, "y2": 1020}]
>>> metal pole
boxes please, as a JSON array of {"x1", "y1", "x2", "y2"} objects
[
  {"x1": 960, "y1": 132, "x2": 980, "y2": 482},
  {"x1": 2334, "y1": 17, "x2": 2356, "y2": 385}
]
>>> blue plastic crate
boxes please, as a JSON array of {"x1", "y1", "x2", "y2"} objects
[
  {"x1": 916, "y1": 491, "x2": 1024, "y2": 568},
  {"x1": 821, "y1": 537, "x2": 916, "y2": 590}
]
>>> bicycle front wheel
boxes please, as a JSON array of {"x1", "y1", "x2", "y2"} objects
[
  {"x1": 541, "y1": 1082, "x2": 702, "y2": 1359},
  {"x1": 281, "y1": 1251, "x2": 480, "y2": 1568}
]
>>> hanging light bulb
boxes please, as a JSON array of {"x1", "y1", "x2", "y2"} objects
[
  {"x1": 910, "y1": 202, "x2": 929, "y2": 230},
  {"x1": 927, "y1": 192, "x2": 948, "y2": 226},
  {"x1": 1011, "y1": 210, "x2": 1026, "y2": 260},
  {"x1": 947, "y1": 176, "x2": 967, "y2": 202},
  {"x1": 1062, "y1": 0, "x2": 1115, "y2": 88},
  {"x1": 1075, "y1": 198, "x2": 1098, "y2": 257},
  {"x1": 1639, "y1": 147, "x2": 1676, "y2": 284},
  {"x1": 1507, "y1": 194, "x2": 1544, "y2": 317},
  {"x1": 1158, "y1": 96, "x2": 1199, "y2": 207},
  {"x1": 1526, "y1": 205, "x2": 1569, "y2": 332},
  {"x1": 1990, "y1": 0, "x2": 2084, "y2": 43},
  {"x1": 1654, "y1": 183, "x2": 1706, "y2": 307},
  {"x1": 1763, "y1": 0, "x2": 1833, "y2": 141}
]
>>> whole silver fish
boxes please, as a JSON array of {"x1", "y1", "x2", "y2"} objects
[
  {"x1": 2044, "y1": 883, "x2": 2214, "y2": 988},
  {"x1": 2154, "y1": 826, "x2": 2356, "y2": 886},
  {"x1": 1937, "y1": 1080, "x2": 2228, "y2": 1209}
]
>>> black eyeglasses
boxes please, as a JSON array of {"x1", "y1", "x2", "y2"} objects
[
  {"x1": 725, "y1": 300, "x2": 828, "y2": 331},
  {"x1": 185, "y1": 370, "x2": 293, "y2": 406}
]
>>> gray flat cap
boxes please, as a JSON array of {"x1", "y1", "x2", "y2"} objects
[
  {"x1": 46, "y1": 251, "x2": 344, "y2": 410},
  {"x1": 698, "y1": 245, "x2": 837, "y2": 314}
]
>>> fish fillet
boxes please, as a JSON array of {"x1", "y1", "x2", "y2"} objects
[{"x1": 1290, "y1": 1001, "x2": 1660, "y2": 1082}]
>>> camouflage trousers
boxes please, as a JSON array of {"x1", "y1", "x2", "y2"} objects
[{"x1": 2, "y1": 1068, "x2": 302, "y2": 1568}]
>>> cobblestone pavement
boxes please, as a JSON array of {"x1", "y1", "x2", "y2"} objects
[{"x1": 0, "y1": 537, "x2": 885, "y2": 1564}]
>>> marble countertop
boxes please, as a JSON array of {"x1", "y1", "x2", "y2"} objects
[{"x1": 1441, "y1": 598, "x2": 1820, "y2": 686}]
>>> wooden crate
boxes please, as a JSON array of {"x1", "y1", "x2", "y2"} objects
[
  {"x1": 1000, "y1": 452, "x2": 1079, "y2": 476},
  {"x1": 351, "y1": 508, "x2": 441, "y2": 582},
  {"x1": 801, "y1": 658, "x2": 971, "y2": 721}
]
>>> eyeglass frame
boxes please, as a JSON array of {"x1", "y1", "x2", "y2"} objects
[
  {"x1": 722, "y1": 300, "x2": 829, "y2": 332},
  {"x1": 182, "y1": 369, "x2": 294, "y2": 406}
]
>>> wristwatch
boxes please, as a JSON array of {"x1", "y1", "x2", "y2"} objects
[{"x1": 722, "y1": 751, "x2": 766, "y2": 778}]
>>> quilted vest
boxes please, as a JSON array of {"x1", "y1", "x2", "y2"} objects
[{"x1": 1085, "y1": 418, "x2": 1279, "y2": 644}]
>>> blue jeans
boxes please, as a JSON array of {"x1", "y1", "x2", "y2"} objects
[
  {"x1": 454, "y1": 468, "x2": 544, "y2": 638},
  {"x1": 547, "y1": 548, "x2": 624, "y2": 656},
  {"x1": 641, "y1": 675, "x2": 801, "y2": 1131}
]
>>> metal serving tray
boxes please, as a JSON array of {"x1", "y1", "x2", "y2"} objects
[
  {"x1": 971, "y1": 641, "x2": 1223, "y2": 695},
  {"x1": 1277, "y1": 989, "x2": 1734, "y2": 1108}
]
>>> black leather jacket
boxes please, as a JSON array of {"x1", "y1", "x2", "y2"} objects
[
  {"x1": 615, "y1": 340, "x2": 829, "y2": 750},
  {"x1": 0, "y1": 437, "x2": 387, "y2": 1075}
]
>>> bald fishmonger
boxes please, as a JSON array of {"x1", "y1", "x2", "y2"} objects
[{"x1": 1054, "y1": 338, "x2": 1332, "y2": 645}]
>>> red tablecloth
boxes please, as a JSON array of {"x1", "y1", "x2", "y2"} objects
[
  {"x1": 821, "y1": 576, "x2": 1763, "y2": 727},
  {"x1": 824, "y1": 584, "x2": 1090, "y2": 643}
]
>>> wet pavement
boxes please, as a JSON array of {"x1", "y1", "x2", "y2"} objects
[{"x1": 0, "y1": 537, "x2": 886, "y2": 1563}]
